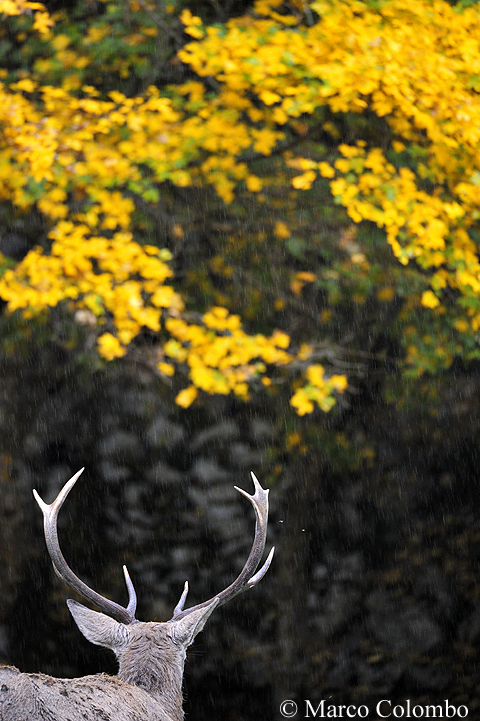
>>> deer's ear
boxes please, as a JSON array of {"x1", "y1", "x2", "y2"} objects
[
  {"x1": 171, "y1": 598, "x2": 219, "y2": 647},
  {"x1": 67, "y1": 599, "x2": 130, "y2": 652}
]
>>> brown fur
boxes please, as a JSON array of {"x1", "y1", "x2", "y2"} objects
[{"x1": 0, "y1": 666, "x2": 171, "y2": 721}]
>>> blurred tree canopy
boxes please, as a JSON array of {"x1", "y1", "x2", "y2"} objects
[{"x1": 1, "y1": 0, "x2": 479, "y2": 418}]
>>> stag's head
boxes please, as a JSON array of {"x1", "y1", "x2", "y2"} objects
[{"x1": 33, "y1": 469, "x2": 274, "y2": 701}]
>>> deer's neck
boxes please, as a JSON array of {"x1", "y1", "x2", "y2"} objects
[{"x1": 118, "y1": 642, "x2": 185, "y2": 721}]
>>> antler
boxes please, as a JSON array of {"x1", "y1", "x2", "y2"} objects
[
  {"x1": 171, "y1": 471, "x2": 274, "y2": 621},
  {"x1": 33, "y1": 468, "x2": 137, "y2": 625},
  {"x1": 33, "y1": 468, "x2": 273, "y2": 627}
]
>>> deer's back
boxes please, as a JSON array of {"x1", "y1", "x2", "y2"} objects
[{"x1": 0, "y1": 665, "x2": 173, "y2": 721}]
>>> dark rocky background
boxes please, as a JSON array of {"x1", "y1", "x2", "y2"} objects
[{"x1": 1, "y1": 342, "x2": 480, "y2": 720}]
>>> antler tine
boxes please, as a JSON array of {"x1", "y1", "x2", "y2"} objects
[
  {"x1": 33, "y1": 469, "x2": 137, "y2": 625},
  {"x1": 123, "y1": 565, "x2": 138, "y2": 618},
  {"x1": 172, "y1": 581, "x2": 189, "y2": 618},
  {"x1": 172, "y1": 472, "x2": 274, "y2": 621}
]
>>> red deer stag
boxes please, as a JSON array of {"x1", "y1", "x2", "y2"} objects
[{"x1": 0, "y1": 468, "x2": 274, "y2": 721}]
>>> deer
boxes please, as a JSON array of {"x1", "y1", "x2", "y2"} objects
[{"x1": 0, "y1": 468, "x2": 274, "y2": 721}]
